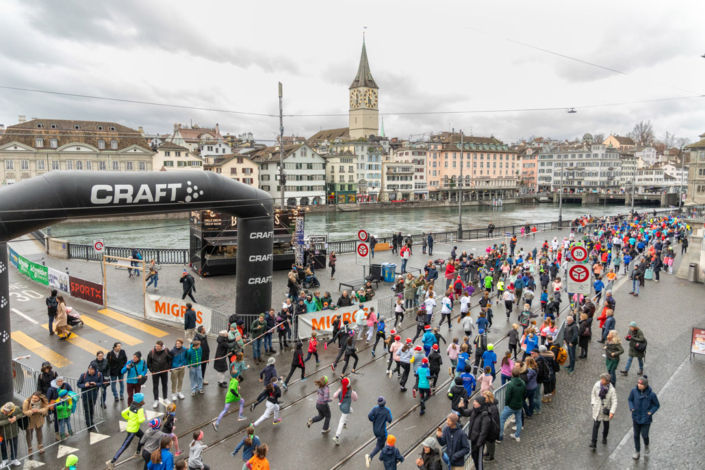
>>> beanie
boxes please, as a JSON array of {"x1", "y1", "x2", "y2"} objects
[
  {"x1": 629, "y1": 321, "x2": 637, "y2": 328},
  {"x1": 424, "y1": 325, "x2": 431, "y2": 330},
  {"x1": 638, "y1": 376, "x2": 649, "y2": 388},
  {"x1": 377, "y1": 396, "x2": 386, "y2": 406},
  {"x1": 387, "y1": 435, "x2": 396, "y2": 446},
  {"x1": 148, "y1": 418, "x2": 161, "y2": 429},
  {"x1": 475, "y1": 395, "x2": 487, "y2": 406},
  {"x1": 395, "y1": 336, "x2": 401, "y2": 341},
  {"x1": 455, "y1": 377, "x2": 463, "y2": 385},
  {"x1": 133, "y1": 393, "x2": 145, "y2": 404}
]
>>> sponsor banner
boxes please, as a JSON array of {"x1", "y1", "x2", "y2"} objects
[
  {"x1": 69, "y1": 276, "x2": 104, "y2": 305},
  {"x1": 15, "y1": 251, "x2": 49, "y2": 285},
  {"x1": 144, "y1": 294, "x2": 212, "y2": 333},
  {"x1": 692, "y1": 327, "x2": 705, "y2": 356},
  {"x1": 9, "y1": 248, "x2": 19, "y2": 269},
  {"x1": 298, "y1": 299, "x2": 378, "y2": 339},
  {"x1": 48, "y1": 267, "x2": 70, "y2": 294}
]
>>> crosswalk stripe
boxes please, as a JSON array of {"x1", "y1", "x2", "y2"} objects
[
  {"x1": 11, "y1": 331, "x2": 72, "y2": 368},
  {"x1": 80, "y1": 316, "x2": 143, "y2": 346},
  {"x1": 40, "y1": 324, "x2": 104, "y2": 356},
  {"x1": 97, "y1": 308, "x2": 169, "y2": 338}
]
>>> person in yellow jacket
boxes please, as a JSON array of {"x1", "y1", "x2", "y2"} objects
[{"x1": 106, "y1": 393, "x2": 146, "y2": 469}]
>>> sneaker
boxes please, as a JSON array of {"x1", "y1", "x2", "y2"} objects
[
  {"x1": 388, "y1": 370, "x2": 393, "y2": 378},
  {"x1": 644, "y1": 445, "x2": 650, "y2": 455},
  {"x1": 199, "y1": 390, "x2": 204, "y2": 394},
  {"x1": 191, "y1": 392, "x2": 196, "y2": 396},
  {"x1": 365, "y1": 454, "x2": 371, "y2": 467},
  {"x1": 333, "y1": 436, "x2": 340, "y2": 445},
  {"x1": 114, "y1": 396, "x2": 119, "y2": 402},
  {"x1": 203, "y1": 380, "x2": 209, "y2": 385},
  {"x1": 331, "y1": 364, "x2": 336, "y2": 372},
  {"x1": 120, "y1": 395, "x2": 124, "y2": 400},
  {"x1": 589, "y1": 442, "x2": 596, "y2": 449},
  {"x1": 620, "y1": 370, "x2": 628, "y2": 376},
  {"x1": 322, "y1": 428, "x2": 330, "y2": 433},
  {"x1": 273, "y1": 419, "x2": 282, "y2": 425},
  {"x1": 238, "y1": 415, "x2": 247, "y2": 421},
  {"x1": 11, "y1": 461, "x2": 20, "y2": 468},
  {"x1": 307, "y1": 418, "x2": 313, "y2": 428},
  {"x1": 106, "y1": 461, "x2": 115, "y2": 470},
  {"x1": 153, "y1": 401, "x2": 159, "y2": 409},
  {"x1": 637, "y1": 370, "x2": 643, "y2": 376},
  {"x1": 413, "y1": 389, "x2": 417, "y2": 398},
  {"x1": 281, "y1": 383, "x2": 288, "y2": 391},
  {"x1": 602, "y1": 437, "x2": 607, "y2": 444},
  {"x1": 483, "y1": 456, "x2": 495, "y2": 462},
  {"x1": 324, "y1": 343, "x2": 328, "y2": 350},
  {"x1": 371, "y1": 350, "x2": 375, "y2": 357},
  {"x1": 301, "y1": 377, "x2": 307, "y2": 382},
  {"x1": 171, "y1": 394, "x2": 178, "y2": 402},
  {"x1": 511, "y1": 435, "x2": 521, "y2": 442},
  {"x1": 250, "y1": 403, "x2": 256, "y2": 412},
  {"x1": 512, "y1": 426, "x2": 517, "y2": 431},
  {"x1": 633, "y1": 451, "x2": 640, "y2": 460},
  {"x1": 316, "y1": 362, "x2": 320, "y2": 365},
  {"x1": 212, "y1": 422, "x2": 218, "y2": 432},
  {"x1": 178, "y1": 392, "x2": 185, "y2": 400},
  {"x1": 568, "y1": 369, "x2": 574, "y2": 374}
]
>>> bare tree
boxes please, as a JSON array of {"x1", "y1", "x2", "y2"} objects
[
  {"x1": 628, "y1": 121, "x2": 655, "y2": 147},
  {"x1": 593, "y1": 133, "x2": 605, "y2": 143},
  {"x1": 661, "y1": 131, "x2": 676, "y2": 149},
  {"x1": 675, "y1": 137, "x2": 691, "y2": 148}
]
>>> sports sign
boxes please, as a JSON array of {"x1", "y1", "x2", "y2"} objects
[
  {"x1": 570, "y1": 245, "x2": 588, "y2": 263},
  {"x1": 567, "y1": 263, "x2": 591, "y2": 294},
  {"x1": 356, "y1": 242, "x2": 370, "y2": 266}
]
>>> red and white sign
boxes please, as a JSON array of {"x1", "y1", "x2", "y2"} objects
[
  {"x1": 357, "y1": 230, "x2": 369, "y2": 242},
  {"x1": 567, "y1": 263, "x2": 591, "y2": 294},
  {"x1": 570, "y1": 245, "x2": 588, "y2": 262},
  {"x1": 356, "y1": 241, "x2": 370, "y2": 266},
  {"x1": 93, "y1": 239, "x2": 105, "y2": 254}
]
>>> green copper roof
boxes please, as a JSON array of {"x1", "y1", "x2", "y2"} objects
[
  {"x1": 380, "y1": 117, "x2": 385, "y2": 137},
  {"x1": 349, "y1": 40, "x2": 378, "y2": 89}
]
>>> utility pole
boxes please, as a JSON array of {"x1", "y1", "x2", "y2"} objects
[
  {"x1": 630, "y1": 160, "x2": 636, "y2": 217},
  {"x1": 457, "y1": 130, "x2": 463, "y2": 239},
  {"x1": 558, "y1": 149, "x2": 563, "y2": 227},
  {"x1": 278, "y1": 82, "x2": 286, "y2": 209},
  {"x1": 678, "y1": 145, "x2": 685, "y2": 211}
]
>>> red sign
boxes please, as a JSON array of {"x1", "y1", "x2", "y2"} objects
[
  {"x1": 94, "y1": 240, "x2": 104, "y2": 251},
  {"x1": 570, "y1": 245, "x2": 588, "y2": 262},
  {"x1": 357, "y1": 243, "x2": 369, "y2": 257},
  {"x1": 692, "y1": 328, "x2": 705, "y2": 355},
  {"x1": 69, "y1": 276, "x2": 104, "y2": 306},
  {"x1": 358, "y1": 230, "x2": 368, "y2": 242},
  {"x1": 568, "y1": 265, "x2": 590, "y2": 283}
]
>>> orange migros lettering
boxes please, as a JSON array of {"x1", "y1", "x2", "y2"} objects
[
  {"x1": 155, "y1": 302, "x2": 167, "y2": 314},
  {"x1": 311, "y1": 317, "x2": 327, "y2": 331}
]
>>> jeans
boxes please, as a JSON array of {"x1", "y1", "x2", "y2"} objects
[
  {"x1": 631, "y1": 279, "x2": 639, "y2": 295},
  {"x1": 592, "y1": 419, "x2": 610, "y2": 444},
  {"x1": 146, "y1": 273, "x2": 158, "y2": 288},
  {"x1": 264, "y1": 333, "x2": 273, "y2": 351},
  {"x1": 371, "y1": 247, "x2": 375, "y2": 258},
  {"x1": 189, "y1": 367, "x2": 203, "y2": 393},
  {"x1": 632, "y1": 422, "x2": 650, "y2": 452},
  {"x1": 428, "y1": 245, "x2": 433, "y2": 255},
  {"x1": 0, "y1": 436, "x2": 18, "y2": 461},
  {"x1": 607, "y1": 363, "x2": 618, "y2": 386},
  {"x1": 499, "y1": 406, "x2": 522, "y2": 438},
  {"x1": 111, "y1": 373, "x2": 125, "y2": 398},
  {"x1": 624, "y1": 356, "x2": 643, "y2": 372},
  {"x1": 58, "y1": 418, "x2": 72, "y2": 436},
  {"x1": 48, "y1": 315, "x2": 55, "y2": 334},
  {"x1": 253, "y1": 338, "x2": 262, "y2": 359},
  {"x1": 566, "y1": 343, "x2": 577, "y2": 370},
  {"x1": 401, "y1": 259, "x2": 408, "y2": 273},
  {"x1": 501, "y1": 374, "x2": 511, "y2": 386},
  {"x1": 311, "y1": 402, "x2": 331, "y2": 430},
  {"x1": 533, "y1": 386, "x2": 542, "y2": 413},
  {"x1": 523, "y1": 389, "x2": 535, "y2": 417}
]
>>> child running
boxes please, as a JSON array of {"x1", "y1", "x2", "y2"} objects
[
  {"x1": 332, "y1": 377, "x2": 357, "y2": 445},
  {"x1": 162, "y1": 403, "x2": 181, "y2": 456},
  {"x1": 446, "y1": 339, "x2": 459, "y2": 377},
  {"x1": 212, "y1": 375, "x2": 246, "y2": 431},
  {"x1": 231, "y1": 426, "x2": 260, "y2": 463},
  {"x1": 303, "y1": 332, "x2": 319, "y2": 365},
  {"x1": 307, "y1": 376, "x2": 332, "y2": 433},
  {"x1": 106, "y1": 393, "x2": 146, "y2": 469},
  {"x1": 252, "y1": 381, "x2": 283, "y2": 428},
  {"x1": 371, "y1": 316, "x2": 387, "y2": 357}
]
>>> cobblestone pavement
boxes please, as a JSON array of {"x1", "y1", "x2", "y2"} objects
[{"x1": 489, "y1": 255, "x2": 705, "y2": 470}]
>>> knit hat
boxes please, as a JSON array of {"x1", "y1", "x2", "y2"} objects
[
  {"x1": 1, "y1": 402, "x2": 15, "y2": 414},
  {"x1": 487, "y1": 344, "x2": 494, "y2": 351},
  {"x1": 432, "y1": 344, "x2": 439, "y2": 350},
  {"x1": 629, "y1": 321, "x2": 637, "y2": 328},
  {"x1": 58, "y1": 389, "x2": 68, "y2": 398},
  {"x1": 638, "y1": 376, "x2": 649, "y2": 388},
  {"x1": 377, "y1": 396, "x2": 386, "y2": 406},
  {"x1": 133, "y1": 393, "x2": 145, "y2": 404},
  {"x1": 406, "y1": 338, "x2": 412, "y2": 343},
  {"x1": 446, "y1": 413, "x2": 459, "y2": 425},
  {"x1": 455, "y1": 377, "x2": 463, "y2": 385},
  {"x1": 148, "y1": 418, "x2": 161, "y2": 429},
  {"x1": 422, "y1": 437, "x2": 439, "y2": 450},
  {"x1": 538, "y1": 345, "x2": 548, "y2": 353},
  {"x1": 478, "y1": 329, "x2": 485, "y2": 335},
  {"x1": 387, "y1": 435, "x2": 396, "y2": 446},
  {"x1": 267, "y1": 357, "x2": 276, "y2": 365},
  {"x1": 475, "y1": 395, "x2": 487, "y2": 406},
  {"x1": 65, "y1": 455, "x2": 78, "y2": 468},
  {"x1": 424, "y1": 325, "x2": 431, "y2": 330}
]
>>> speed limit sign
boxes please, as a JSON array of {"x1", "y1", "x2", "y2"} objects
[
  {"x1": 567, "y1": 263, "x2": 591, "y2": 294},
  {"x1": 570, "y1": 245, "x2": 588, "y2": 263}
]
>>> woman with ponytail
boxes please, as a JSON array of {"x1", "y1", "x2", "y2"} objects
[
  {"x1": 147, "y1": 437, "x2": 173, "y2": 470},
  {"x1": 187, "y1": 431, "x2": 208, "y2": 470}
]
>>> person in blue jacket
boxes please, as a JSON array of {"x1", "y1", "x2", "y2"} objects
[
  {"x1": 170, "y1": 340, "x2": 187, "y2": 402},
  {"x1": 628, "y1": 376, "x2": 659, "y2": 460},
  {"x1": 422, "y1": 325, "x2": 436, "y2": 357},
  {"x1": 378, "y1": 435, "x2": 404, "y2": 470},
  {"x1": 365, "y1": 396, "x2": 393, "y2": 467},
  {"x1": 122, "y1": 352, "x2": 148, "y2": 406}
]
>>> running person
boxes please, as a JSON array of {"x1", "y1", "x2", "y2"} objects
[
  {"x1": 371, "y1": 317, "x2": 387, "y2": 356},
  {"x1": 307, "y1": 376, "x2": 332, "y2": 433},
  {"x1": 212, "y1": 375, "x2": 246, "y2": 431},
  {"x1": 106, "y1": 393, "x2": 146, "y2": 469},
  {"x1": 251, "y1": 382, "x2": 282, "y2": 427},
  {"x1": 282, "y1": 343, "x2": 306, "y2": 390},
  {"x1": 332, "y1": 377, "x2": 357, "y2": 445}
]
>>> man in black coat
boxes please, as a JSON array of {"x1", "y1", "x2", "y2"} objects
[
  {"x1": 194, "y1": 325, "x2": 210, "y2": 385},
  {"x1": 46, "y1": 290, "x2": 58, "y2": 336},
  {"x1": 184, "y1": 303, "x2": 197, "y2": 346},
  {"x1": 564, "y1": 316, "x2": 579, "y2": 374},
  {"x1": 180, "y1": 270, "x2": 196, "y2": 302},
  {"x1": 459, "y1": 395, "x2": 495, "y2": 470},
  {"x1": 107, "y1": 342, "x2": 127, "y2": 401}
]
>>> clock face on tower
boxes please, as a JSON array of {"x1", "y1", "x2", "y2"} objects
[
  {"x1": 363, "y1": 89, "x2": 378, "y2": 108},
  {"x1": 350, "y1": 90, "x2": 359, "y2": 109}
]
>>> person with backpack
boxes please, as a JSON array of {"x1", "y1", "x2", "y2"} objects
[
  {"x1": 620, "y1": 322, "x2": 646, "y2": 377},
  {"x1": 46, "y1": 290, "x2": 59, "y2": 336},
  {"x1": 539, "y1": 345, "x2": 558, "y2": 403},
  {"x1": 563, "y1": 316, "x2": 579, "y2": 374},
  {"x1": 628, "y1": 376, "x2": 659, "y2": 460},
  {"x1": 589, "y1": 373, "x2": 617, "y2": 449}
]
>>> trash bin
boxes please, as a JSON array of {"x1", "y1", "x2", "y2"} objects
[
  {"x1": 383, "y1": 263, "x2": 397, "y2": 283},
  {"x1": 688, "y1": 263, "x2": 698, "y2": 283},
  {"x1": 369, "y1": 264, "x2": 382, "y2": 282}
]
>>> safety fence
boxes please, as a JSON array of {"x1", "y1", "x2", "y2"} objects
[
  {"x1": 68, "y1": 244, "x2": 188, "y2": 264},
  {"x1": 5, "y1": 360, "x2": 106, "y2": 465}
]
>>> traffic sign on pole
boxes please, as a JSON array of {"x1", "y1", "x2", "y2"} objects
[
  {"x1": 567, "y1": 263, "x2": 591, "y2": 294},
  {"x1": 570, "y1": 245, "x2": 588, "y2": 263},
  {"x1": 358, "y1": 230, "x2": 369, "y2": 242},
  {"x1": 356, "y1": 241, "x2": 370, "y2": 266},
  {"x1": 93, "y1": 239, "x2": 105, "y2": 254}
]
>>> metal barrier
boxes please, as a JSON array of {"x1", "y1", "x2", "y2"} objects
[
  {"x1": 6, "y1": 360, "x2": 106, "y2": 464},
  {"x1": 68, "y1": 244, "x2": 188, "y2": 264}
]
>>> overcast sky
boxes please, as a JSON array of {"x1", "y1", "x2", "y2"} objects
[{"x1": 1, "y1": 0, "x2": 704, "y2": 145}]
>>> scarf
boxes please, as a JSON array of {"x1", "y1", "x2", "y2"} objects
[
  {"x1": 340, "y1": 377, "x2": 350, "y2": 404},
  {"x1": 598, "y1": 383, "x2": 609, "y2": 400}
]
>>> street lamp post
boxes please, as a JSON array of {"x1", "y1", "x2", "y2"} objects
[
  {"x1": 278, "y1": 82, "x2": 286, "y2": 209},
  {"x1": 457, "y1": 131, "x2": 464, "y2": 239},
  {"x1": 630, "y1": 162, "x2": 636, "y2": 217},
  {"x1": 558, "y1": 152, "x2": 563, "y2": 227},
  {"x1": 677, "y1": 145, "x2": 685, "y2": 211}
]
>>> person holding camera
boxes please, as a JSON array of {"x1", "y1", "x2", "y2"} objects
[
  {"x1": 620, "y1": 322, "x2": 646, "y2": 377},
  {"x1": 589, "y1": 373, "x2": 617, "y2": 449}
]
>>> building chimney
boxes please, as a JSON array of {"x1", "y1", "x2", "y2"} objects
[
  {"x1": 138, "y1": 126, "x2": 144, "y2": 133},
  {"x1": 18, "y1": 115, "x2": 26, "y2": 123}
]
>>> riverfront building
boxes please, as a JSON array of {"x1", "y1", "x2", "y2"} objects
[
  {"x1": 0, "y1": 119, "x2": 154, "y2": 185},
  {"x1": 153, "y1": 142, "x2": 204, "y2": 171},
  {"x1": 686, "y1": 132, "x2": 705, "y2": 205}
]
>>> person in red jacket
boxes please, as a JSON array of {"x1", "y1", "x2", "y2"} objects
[
  {"x1": 445, "y1": 262, "x2": 456, "y2": 291},
  {"x1": 304, "y1": 332, "x2": 319, "y2": 365}
]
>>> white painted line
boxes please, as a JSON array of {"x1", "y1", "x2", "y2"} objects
[
  {"x1": 12, "y1": 308, "x2": 38, "y2": 325},
  {"x1": 22, "y1": 460, "x2": 45, "y2": 469},
  {"x1": 56, "y1": 444, "x2": 79, "y2": 459},
  {"x1": 89, "y1": 431, "x2": 111, "y2": 445}
]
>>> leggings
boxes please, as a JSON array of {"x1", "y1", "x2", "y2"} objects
[
  {"x1": 372, "y1": 333, "x2": 386, "y2": 353},
  {"x1": 509, "y1": 343, "x2": 518, "y2": 360},
  {"x1": 310, "y1": 402, "x2": 331, "y2": 431},
  {"x1": 111, "y1": 429, "x2": 144, "y2": 463},
  {"x1": 438, "y1": 313, "x2": 451, "y2": 328},
  {"x1": 395, "y1": 313, "x2": 404, "y2": 328},
  {"x1": 341, "y1": 352, "x2": 359, "y2": 374},
  {"x1": 399, "y1": 363, "x2": 411, "y2": 388},
  {"x1": 284, "y1": 365, "x2": 305, "y2": 385},
  {"x1": 278, "y1": 331, "x2": 288, "y2": 350},
  {"x1": 330, "y1": 265, "x2": 336, "y2": 278},
  {"x1": 333, "y1": 347, "x2": 347, "y2": 366},
  {"x1": 327, "y1": 330, "x2": 340, "y2": 347},
  {"x1": 216, "y1": 399, "x2": 245, "y2": 425}
]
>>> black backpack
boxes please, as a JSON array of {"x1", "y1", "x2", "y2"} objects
[
  {"x1": 537, "y1": 359, "x2": 550, "y2": 383},
  {"x1": 484, "y1": 410, "x2": 500, "y2": 440}
]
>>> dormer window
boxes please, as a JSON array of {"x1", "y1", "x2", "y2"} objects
[
  {"x1": 74, "y1": 125, "x2": 80, "y2": 130},
  {"x1": 98, "y1": 140, "x2": 106, "y2": 150},
  {"x1": 35, "y1": 138, "x2": 44, "y2": 147},
  {"x1": 110, "y1": 140, "x2": 118, "y2": 150},
  {"x1": 50, "y1": 139, "x2": 58, "y2": 148},
  {"x1": 51, "y1": 124, "x2": 57, "y2": 129},
  {"x1": 109, "y1": 126, "x2": 116, "y2": 131},
  {"x1": 97, "y1": 126, "x2": 103, "y2": 130},
  {"x1": 36, "y1": 123, "x2": 44, "y2": 129}
]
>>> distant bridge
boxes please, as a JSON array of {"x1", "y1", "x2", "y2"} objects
[{"x1": 523, "y1": 192, "x2": 678, "y2": 207}]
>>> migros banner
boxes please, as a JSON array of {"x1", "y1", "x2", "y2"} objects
[
  {"x1": 144, "y1": 294, "x2": 212, "y2": 332},
  {"x1": 297, "y1": 299, "x2": 378, "y2": 339}
]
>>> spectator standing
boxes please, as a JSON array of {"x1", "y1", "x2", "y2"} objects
[
  {"x1": 435, "y1": 413, "x2": 469, "y2": 470},
  {"x1": 628, "y1": 376, "x2": 659, "y2": 460},
  {"x1": 589, "y1": 373, "x2": 617, "y2": 449},
  {"x1": 107, "y1": 342, "x2": 128, "y2": 402},
  {"x1": 147, "y1": 341, "x2": 173, "y2": 409},
  {"x1": 77, "y1": 363, "x2": 105, "y2": 430},
  {"x1": 563, "y1": 316, "x2": 578, "y2": 374},
  {"x1": 45, "y1": 289, "x2": 58, "y2": 336},
  {"x1": 187, "y1": 340, "x2": 204, "y2": 396},
  {"x1": 183, "y1": 304, "x2": 197, "y2": 347},
  {"x1": 170, "y1": 339, "x2": 187, "y2": 402},
  {"x1": 620, "y1": 321, "x2": 646, "y2": 377},
  {"x1": 498, "y1": 368, "x2": 525, "y2": 443},
  {"x1": 194, "y1": 326, "x2": 210, "y2": 385},
  {"x1": 329, "y1": 251, "x2": 337, "y2": 280},
  {"x1": 22, "y1": 392, "x2": 49, "y2": 455}
]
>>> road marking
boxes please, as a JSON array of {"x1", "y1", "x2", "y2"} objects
[
  {"x1": 22, "y1": 460, "x2": 45, "y2": 469},
  {"x1": 40, "y1": 324, "x2": 104, "y2": 356},
  {"x1": 56, "y1": 444, "x2": 79, "y2": 459},
  {"x1": 97, "y1": 308, "x2": 168, "y2": 338},
  {"x1": 11, "y1": 308, "x2": 39, "y2": 324},
  {"x1": 119, "y1": 420, "x2": 127, "y2": 432},
  {"x1": 80, "y1": 316, "x2": 143, "y2": 346},
  {"x1": 11, "y1": 331, "x2": 72, "y2": 368},
  {"x1": 89, "y1": 431, "x2": 110, "y2": 445}
]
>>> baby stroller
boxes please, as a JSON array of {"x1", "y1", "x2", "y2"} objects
[
  {"x1": 303, "y1": 275, "x2": 320, "y2": 289},
  {"x1": 66, "y1": 306, "x2": 84, "y2": 328}
]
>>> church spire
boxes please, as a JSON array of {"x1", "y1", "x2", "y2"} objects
[
  {"x1": 380, "y1": 117, "x2": 385, "y2": 137},
  {"x1": 349, "y1": 38, "x2": 378, "y2": 90}
]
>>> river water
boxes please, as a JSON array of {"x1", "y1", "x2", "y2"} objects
[{"x1": 49, "y1": 202, "x2": 632, "y2": 248}]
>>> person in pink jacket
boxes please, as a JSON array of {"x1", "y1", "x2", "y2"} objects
[
  {"x1": 388, "y1": 336, "x2": 404, "y2": 378},
  {"x1": 365, "y1": 308, "x2": 377, "y2": 343},
  {"x1": 478, "y1": 366, "x2": 494, "y2": 393},
  {"x1": 446, "y1": 339, "x2": 460, "y2": 377},
  {"x1": 499, "y1": 351, "x2": 514, "y2": 385}
]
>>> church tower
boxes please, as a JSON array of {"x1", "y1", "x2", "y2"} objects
[{"x1": 349, "y1": 39, "x2": 379, "y2": 139}]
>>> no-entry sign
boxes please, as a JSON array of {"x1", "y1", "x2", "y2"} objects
[
  {"x1": 567, "y1": 263, "x2": 591, "y2": 294},
  {"x1": 358, "y1": 230, "x2": 369, "y2": 242},
  {"x1": 570, "y1": 245, "x2": 588, "y2": 262},
  {"x1": 356, "y1": 241, "x2": 370, "y2": 266}
]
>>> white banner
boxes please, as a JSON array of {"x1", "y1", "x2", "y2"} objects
[
  {"x1": 144, "y1": 294, "x2": 212, "y2": 333},
  {"x1": 47, "y1": 267, "x2": 70, "y2": 294},
  {"x1": 297, "y1": 299, "x2": 378, "y2": 339}
]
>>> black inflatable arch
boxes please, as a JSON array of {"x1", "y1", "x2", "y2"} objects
[{"x1": 0, "y1": 171, "x2": 273, "y2": 403}]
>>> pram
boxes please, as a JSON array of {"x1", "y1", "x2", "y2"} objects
[{"x1": 66, "y1": 306, "x2": 84, "y2": 328}]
